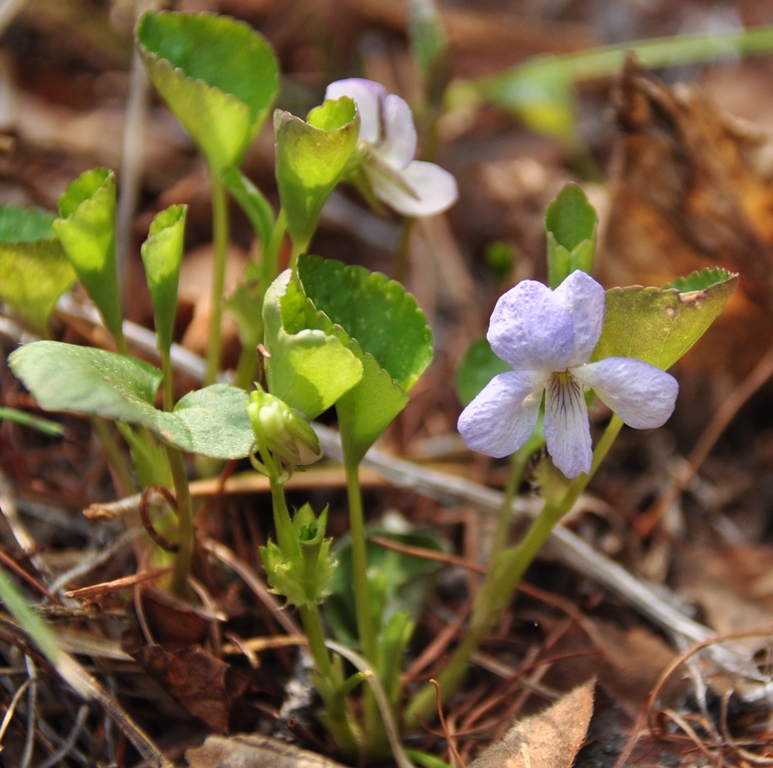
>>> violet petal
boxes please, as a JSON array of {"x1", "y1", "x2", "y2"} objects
[
  {"x1": 365, "y1": 160, "x2": 458, "y2": 217},
  {"x1": 552, "y1": 270, "x2": 606, "y2": 368},
  {"x1": 488, "y1": 280, "x2": 573, "y2": 373},
  {"x1": 377, "y1": 94, "x2": 417, "y2": 170},
  {"x1": 572, "y1": 357, "x2": 679, "y2": 429},
  {"x1": 458, "y1": 370, "x2": 545, "y2": 459},
  {"x1": 544, "y1": 373, "x2": 592, "y2": 478}
]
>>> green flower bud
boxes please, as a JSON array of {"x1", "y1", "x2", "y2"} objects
[{"x1": 248, "y1": 384, "x2": 322, "y2": 466}]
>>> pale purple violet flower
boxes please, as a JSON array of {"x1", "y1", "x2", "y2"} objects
[
  {"x1": 458, "y1": 271, "x2": 679, "y2": 478},
  {"x1": 324, "y1": 78, "x2": 458, "y2": 217}
]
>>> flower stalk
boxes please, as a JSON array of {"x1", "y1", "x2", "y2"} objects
[{"x1": 405, "y1": 413, "x2": 623, "y2": 727}]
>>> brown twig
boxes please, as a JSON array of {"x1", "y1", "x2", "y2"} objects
[
  {"x1": 0, "y1": 548, "x2": 62, "y2": 606},
  {"x1": 64, "y1": 567, "x2": 172, "y2": 599},
  {"x1": 139, "y1": 485, "x2": 179, "y2": 553}
]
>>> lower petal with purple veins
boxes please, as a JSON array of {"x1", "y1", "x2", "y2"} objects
[
  {"x1": 571, "y1": 357, "x2": 678, "y2": 429},
  {"x1": 544, "y1": 372, "x2": 592, "y2": 478},
  {"x1": 458, "y1": 370, "x2": 546, "y2": 459}
]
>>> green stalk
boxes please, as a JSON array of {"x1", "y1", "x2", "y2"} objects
[
  {"x1": 204, "y1": 170, "x2": 230, "y2": 386},
  {"x1": 164, "y1": 445, "x2": 195, "y2": 600},
  {"x1": 343, "y1": 460, "x2": 377, "y2": 661},
  {"x1": 343, "y1": 459, "x2": 388, "y2": 756},
  {"x1": 160, "y1": 348, "x2": 174, "y2": 413},
  {"x1": 405, "y1": 414, "x2": 624, "y2": 727},
  {"x1": 470, "y1": 25, "x2": 773, "y2": 102},
  {"x1": 488, "y1": 437, "x2": 542, "y2": 561}
]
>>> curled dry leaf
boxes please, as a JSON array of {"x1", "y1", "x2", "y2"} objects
[
  {"x1": 468, "y1": 678, "x2": 595, "y2": 768},
  {"x1": 604, "y1": 58, "x2": 773, "y2": 377}
]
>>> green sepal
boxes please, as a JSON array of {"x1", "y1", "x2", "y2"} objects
[
  {"x1": 592, "y1": 268, "x2": 739, "y2": 370},
  {"x1": 53, "y1": 168, "x2": 123, "y2": 343},
  {"x1": 545, "y1": 183, "x2": 597, "y2": 289},
  {"x1": 262, "y1": 270, "x2": 363, "y2": 420},
  {"x1": 248, "y1": 384, "x2": 322, "y2": 467},
  {"x1": 260, "y1": 503, "x2": 336, "y2": 608},
  {"x1": 140, "y1": 204, "x2": 186, "y2": 357},
  {"x1": 297, "y1": 255, "x2": 433, "y2": 465},
  {"x1": 0, "y1": 205, "x2": 75, "y2": 335},
  {"x1": 274, "y1": 97, "x2": 359, "y2": 251},
  {"x1": 136, "y1": 11, "x2": 278, "y2": 172}
]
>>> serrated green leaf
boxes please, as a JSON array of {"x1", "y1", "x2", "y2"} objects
[
  {"x1": 136, "y1": 11, "x2": 278, "y2": 172},
  {"x1": 0, "y1": 205, "x2": 75, "y2": 334},
  {"x1": 297, "y1": 255, "x2": 433, "y2": 464},
  {"x1": 275, "y1": 97, "x2": 359, "y2": 251},
  {"x1": 141, "y1": 204, "x2": 186, "y2": 357},
  {"x1": 9, "y1": 341, "x2": 161, "y2": 427},
  {"x1": 545, "y1": 183, "x2": 597, "y2": 289},
  {"x1": 455, "y1": 335, "x2": 511, "y2": 406},
  {"x1": 221, "y1": 165, "x2": 275, "y2": 249},
  {"x1": 53, "y1": 168, "x2": 123, "y2": 343},
  {"x1": 262, "y1": 270, "x2": 363, "y2": 420},
  {"x1": 592, "y1": 269, "x2": 739, "y2": 370},
  {"x1": 157, "y1": 383, "x2": 254, "y2": 459}
]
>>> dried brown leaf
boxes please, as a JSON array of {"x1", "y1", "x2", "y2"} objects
[
  {"x1": 468, "y1": 678, "x2": 595, "y2": 768},
  {"x1": 604, "y1": 59, "x2": 773, "y2": 377},
  {"x1": 186, "y1": 734, "x2": 346, "y2": 768}
]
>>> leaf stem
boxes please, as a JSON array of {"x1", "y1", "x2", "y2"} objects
[
  {"x1": 160, "y1": 349, "x2": 174, "y2": 412},
  {"x1": 204, "y1": 169, "x2": 230, "y2": 386},
  {"x1": 164, "y1": 445, "x2": 195, "y2": 599},
  {"x1": 405, "y1": 414, "x2": 624, "y2": 727},
  {"x1": 343, "y1": 459, "x2": 377, "y2": 661},
  {"x1": 232, "y1": 210, "x2": 287, "y2": 391}
]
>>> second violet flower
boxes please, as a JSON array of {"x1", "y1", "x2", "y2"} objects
[
  {"x1": 458, "y1": 270, "x2": 679, "y2": 478},
  {"x1": 325, "y1": 78, "x2": 458, "y2": 217}
]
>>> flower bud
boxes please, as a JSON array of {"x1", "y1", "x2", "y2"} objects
[{"x1": 248, "y1": 385, "x2": 322, "y2": 467}]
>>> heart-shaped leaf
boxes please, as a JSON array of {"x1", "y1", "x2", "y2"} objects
[
  {"x1": 262, "y1": 270, "x2": 363, "y2": 420},
  {"x1": 53, "y1": 168, "x2": 124, "y2": 345},
  {"x1": 141, "y1": 204, "x2": 186, "y2": 357},
  {"x1": 0, "y1": 205, "x2": 75, "y2": 335},
  {"x1": 9, "y1": 342, "x2": 256, "y2": 459},
  {"x1": 9, "y1": 341, "x2": 161, "y2": 426},
  {"x1": 297, "y1": 255, "x2": 433, "y2": 464},
  {"x1": 136, "y1": 11, "x2": 278, "y2": 172},
  {"x1": 592, "y1": 268, "x2": 739, "y2": 370},
  {"x1": 157, "y1": 384, "x2": 254, "y2": 459},
  {"x1": 275, "y1": 96, "x2": 359, "y2": 252},
  {"x1": 545, "y1": 183, "x2": 597, "y2": 289}
]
